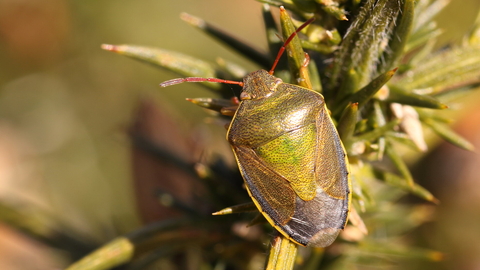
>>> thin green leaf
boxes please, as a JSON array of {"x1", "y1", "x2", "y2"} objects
[
  {"x1": 0, "y1": 203, "x2": 94, "y2": 257},
  {"x1": 407, "y1": 38, "x2": 436, "y2": 67},
  {"x1": 338, "y1": 102, "x2": 359, "y2": 152},
  {"x1": 128, "y1": 246, "x2": 181, "y2": 270},
  {"x1": 101, "y1": 44, "x2": 221, "y2": 90},
  {"x1": 65, "y1": 237, "x2": 134, "y2": 270},
  {"x1": 263, "y1": 4, "x2": 284, "y2": 63},
  {"x1": 180, "y1": 12, "x2": 271, "y2": 68},
  {"x1": 359, "y1": 240, "x2": 445, "y2": 261},
  {"x1": 412, "y1": 0, "x2": 450, "y2": 34},
  {"x1": 433, "y1": 81, "x2": 480, "y2": 103},
  {"x1": 307, "y1": 59, "x2": 322, "y2": 92},
  {"x1": 334, "y1": 68, "x2": 360, "y2": 105},
  {"x1": 212, "y1": 202, "x2": 257, "y2": 215},
  {"x1": 262, "y1": 4, "x2": 290, "y2": 83},
  {"x1": 334, "y1": 68, "x2": 397, "y2": 115},
  {"x1": 385, "y1": 142, "x2": 414, "y2": 187},
  {"x1": 319, "y1": 3, "x2": 348, "y2": 21},
  {"x1": 468, "y1": 6, "x2": 480, "y2": 45},
  {"x1": 186, "y1": 97, "x2": 235, "y2": 113},
  {"x1": 265, "y1": 234, "x2": 298, "y2": 270},
  {"x1": 376, "y1": 171, "x2": 439, "y2": 203},
  {"x1": 405, "y1": 22, "x2": 443, "y2": 52},
  {"x1": 355, "y1": 119, "x2": 401, "y2": 142},
  {"x1": 416, "y1": 108, "x2": 453, "y2": 124},
  {"x1": 398, "y1": 46, "x2": 480, "y2": 93},
  {"x1": 156, "y1": 191, "x2": 201, "y2": 217},
  {"x1": 386, "y1": 131, "x2": 422, "y2": 151},
  {"x1": 280, "y1": 7, "x2": 313, "y2": 89},
  {"x1": 257, "y1": 0, "x2": 306, "y2": 17},
  {"x1": 387, "y1": 86, "x2": 448, "y2": 109},
  {"x1": 372, "y1": 100, "x2": 388, "y2": 160},
  {"x1": 423, "y1": 118, "x2": 475, "y2": 151}
]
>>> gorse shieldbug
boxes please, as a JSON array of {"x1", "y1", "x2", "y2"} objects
[{"x1": 160, "y1": 12, "x2": 350, "y2": 248}]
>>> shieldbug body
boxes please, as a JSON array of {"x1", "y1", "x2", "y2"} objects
[{"x1": 160, "y1": 13, "x2": 350, "y2": 247}]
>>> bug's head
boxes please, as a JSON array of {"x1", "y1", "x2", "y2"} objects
[{"x1": 240, "y1": 70, "x2": 283, "y2": 101}]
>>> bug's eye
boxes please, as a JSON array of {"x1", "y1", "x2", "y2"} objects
[
  {"x1": 271, "y1": 78, "x2": 283, "y2": 91},
  {"x1": 240, "y1": 92, "x2": 252, "y2": 100}
]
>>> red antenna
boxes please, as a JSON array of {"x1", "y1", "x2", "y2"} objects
[
  {"x1": 159, "y1": 11, "x2": 315, "y2": 88},
  {"x1": 269, "y1": 16, "x2": 315, "y2": 75}
]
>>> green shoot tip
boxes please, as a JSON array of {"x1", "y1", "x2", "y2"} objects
[
  {"x1": 101, "y1": 44, "x2": 117, "y2": 52},
  {"x1": 180, "y1": 12, "x2": 205, "y2": 28}
]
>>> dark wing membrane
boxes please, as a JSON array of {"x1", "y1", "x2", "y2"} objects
[
  {"x1": 271, "y1": 102, "x2": 349, "y2": 247},
  {"x1": 315, "y1": 106, "x2": 350, "y2": 199},
  {"x1": 281, "y1": 188, "x2": 348, "y2": 247},
  {"x1": 232, "y1": 145, "x2": 296, "y2": 225}
]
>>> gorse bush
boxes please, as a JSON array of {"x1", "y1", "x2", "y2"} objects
[{"x1": 29, "y1": 0, "x2": 480, "y2": 269}]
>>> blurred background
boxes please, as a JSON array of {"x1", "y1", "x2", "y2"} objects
[{"x1": 0, "y1": 0, "x2": 479, "y2": 269}]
